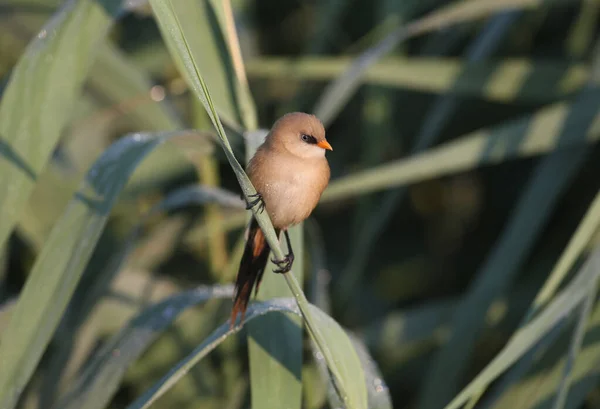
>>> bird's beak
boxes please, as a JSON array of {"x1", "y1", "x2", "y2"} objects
[{"x1": 317, "y1": 140, "x2": 333, "y2": 151}]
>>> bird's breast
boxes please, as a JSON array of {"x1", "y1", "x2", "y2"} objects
[{"x1": 251, "y1": 156, "x2": 329, "y2": 229}]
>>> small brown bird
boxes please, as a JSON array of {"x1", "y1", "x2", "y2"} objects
[{"x1": 230, "y1": 112, "x2": 332, "y2": 326}]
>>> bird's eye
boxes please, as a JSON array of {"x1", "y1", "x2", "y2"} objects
[{"x1": 300, "y1": 134, "x2": 316, "y2": 144}]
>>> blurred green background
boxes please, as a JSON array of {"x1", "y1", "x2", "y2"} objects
[{"x1": 1, "y1": 0, "x2": 600, "y2": 409}]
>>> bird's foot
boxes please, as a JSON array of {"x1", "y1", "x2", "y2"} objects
[
  {"x1": 245, "y1": 192, "x2": 265, "y2": 213},
  {"x1": 272, "y1": 253, "x2": 294, "y2": 274}
]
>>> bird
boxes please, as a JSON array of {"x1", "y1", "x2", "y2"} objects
[{"x1": 230, "y1": 112, "x2": 332, "y2": 327}]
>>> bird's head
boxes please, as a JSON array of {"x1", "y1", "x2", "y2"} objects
[{"x1": 267, "y1": 112, "x2": 332, "y2": 159}]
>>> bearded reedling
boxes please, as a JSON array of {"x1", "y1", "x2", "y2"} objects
[{"x1": 230, "y1": 112, "x2": 332, "y2": 327}]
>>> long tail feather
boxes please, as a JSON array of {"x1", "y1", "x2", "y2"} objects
[{"x1": 230, "y1": 218, "x2": 277, "y2": 327}]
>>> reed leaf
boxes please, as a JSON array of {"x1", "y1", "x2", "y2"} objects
[
  {"x1": 489, "y1": 298, "x2": 600, "y2": 409},
  {"x1": 314, "y1": 0, "x2": 562, "y2": 126},
  {"x1": 314, "y1": 332, "x2": 394, "y2": 409},
  {"x1": 54, "y1": 285, "x2": 235, "y2": 409},
  {"x1": 443, "y1": 246, "x2": 600, "y2": 409},
  {"x1": 125, "y1": 298, "x2": 367, "y2": 409},
  {"x1": 0, "y1": 130, "x2": 199, "y2": 409},
  {"x1": 247, "y1": 57, "x2": 587, "y2": 103},
  {"x1": 466, "y1": 188, "x2": 600, "y2": 409},
  {"x1": 420, "y1": 146, "x2": 589, "y2": 409},
  {"x1": 0, "y1": 0, "x2": 124, "y2": 251},
  {"x1": 534, "y1": 191, "x2": 600, "y2": 309}
]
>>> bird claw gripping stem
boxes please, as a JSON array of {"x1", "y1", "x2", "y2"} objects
[
  {"x1": 245, "y1": 192, "x2": 265, "y2": 213},
  {"x1": 272, "y1": 253, "x2": 294, "y2": 274},
  {"x1": 272, "y1": 230, "x2": 295, "y2": 273}
]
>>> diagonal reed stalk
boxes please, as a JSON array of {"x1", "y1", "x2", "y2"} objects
[{"x1": 147, "y1": 1, "x2": 366, "y2": 407}]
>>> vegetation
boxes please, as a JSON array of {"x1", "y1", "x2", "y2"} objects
[{"x1": 0, "y1": 0, "x2": 600, "y2": 409}]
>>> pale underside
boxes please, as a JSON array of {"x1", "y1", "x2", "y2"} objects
[{"x1": 247, "y1": 145, "x2": 330, "y2": 229}]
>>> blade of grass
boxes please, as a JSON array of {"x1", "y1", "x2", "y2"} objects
[
  {"x1": 148, "y1": 1, "x2": 367, "y2": 406},
  {"x1": 419, "y1": 145, "x2": 590, "y2": 409},
  {"x1": 247, "y1": 57, "x2": 587, "y2": 103},
  {"x1": 220, "y1": 0, "x2": 257, "y2": 131},
  {"x1": 60, "y1": 182, "x2": 243, "y2": 341},
  {"x1": 443, "y1": 246, "x2": 600, "y2": 409},
  {"x1": 0, "y1": 0, "x2": 124, "y2": 251},
  {"x1": 46, "y1": 219, "x2": 190, "y2": 400},
  {"x1": 313, "y1": 0, "x2": 558, "y2": 126},
  {"x1": 15, "y1": 40, "x2": 190, "y2": 253},
  {"x1": 314, "y1": 332, "x2": 394, "y2": 409},
  {"x1": 535, "y1": 190, "x2": 600, "y2": 310},
  {"x1": 0, "y1": 130, "x2": 199, "y2": 408},
  {"x1": 125, "y1": 298, "x2": 366, "y2": 409},
  {"x1": 551, "y1": 286, "x2": 596, "y2": 409},
  {"x1": 34, "y1": 130, "x2": 213, "y2": 401},
  {"x1": 53, "y1": 285, "x2": 234, "y2": 409},
  {"x1": 466, "y1": 191, "x2": 600, "y2": 409},
  {"x1": 179, "y1": 0, "x2": 251, "y2": 280},
  {"x1": 350, "y1": 335, "x2": 393, "y2": 409},
  {"x1": 302, "y1": 362, "x2": 328, "y2": 409},
  {"x1": 76, "y1": 183, "x2": 243, "y2": 318},
  {"x1": 322, "y1": 87, "x2": 600, "y2": 203},
  {"x1": 565, "y1": 0, "x2": 599, "y2": 58},
  {"x1": 488, "y1": 297, "x2": 600, "y2": 409},
  {"x1": 111, "y1": 275, "x2": 228, "y2": 409},
  {"x1": 457, "y1": 45, "x2": 600, "y2": 409}
]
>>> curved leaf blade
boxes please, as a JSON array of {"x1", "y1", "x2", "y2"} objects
[
  {"x1": 420, "y1": 146, "x2": 589, "y2": 409},
  {"x1": 314, "y1": 329, "x2": 391, "y2": 409},
  {"x1": 0, "y1": 130, "x2": 198, "y2": 408},
  {"x1": 350, "y1": 335, "x2": 392, "y2": 409},
  {"x1": 489, "y1": 296, "x2": 600, "y2": 409},
  {"x1": 443, "y1": 246, "x2": 600, "y2": 409},
  {"x1": 476, "y1": 190, "x2": 600, "y2": 409},
  {"x1": 54, "y1": 285, "x2": 234, "y2": 409},
  {"x1": 75, "y1": 183, "x2": 244, "y2": 314},
  {"x1": 126, "y1": 298, "x2": 367, "y2": 409},
  {"x1": 0, "y1": 0, "x2": 124, "y2": 251}
]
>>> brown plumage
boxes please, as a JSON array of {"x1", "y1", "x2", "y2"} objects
[{"x1": 230, "y1": 112, "x2": 332, "y2": 327}]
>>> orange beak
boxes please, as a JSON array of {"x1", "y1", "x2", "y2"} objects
[{"x1": 317, "y1": 140, "x2": 333, "y2": 151}]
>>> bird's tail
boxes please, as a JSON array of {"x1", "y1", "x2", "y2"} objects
[{"x1": 230, "y1": 217, "x2": 277, "y2": 328}]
